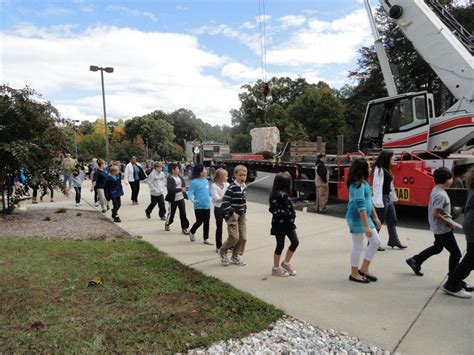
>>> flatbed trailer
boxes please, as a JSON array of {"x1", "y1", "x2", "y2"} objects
[{"x1": 210, "y1": 151, "x2": 471, "y2": 208}]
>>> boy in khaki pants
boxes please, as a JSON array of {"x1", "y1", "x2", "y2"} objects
[{"x1": 219, "y1": 165, "x2": 248, "y2": 266}]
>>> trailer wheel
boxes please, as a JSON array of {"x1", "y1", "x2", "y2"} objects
[{"x1": 297, "y1": 173, "x2": 315, "y2": 201}]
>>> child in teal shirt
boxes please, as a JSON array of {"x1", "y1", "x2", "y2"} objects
[
  {"x1": 188, "y1": 164, "x2": 213, "y2": 245},
  {"x1": 346, "y1": 158, "x2": 381, "y2": 283}
]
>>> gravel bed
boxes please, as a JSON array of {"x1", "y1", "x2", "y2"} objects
[
  {"x1": 190, "y1": 316, "x2": 389, "y2": 354},
  {"x1": 0, "y1": 208, "x2": 130, "y2": 240}
]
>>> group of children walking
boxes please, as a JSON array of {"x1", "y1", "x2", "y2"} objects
[
  {"x1": 68, "y1": 153, "x2": 473, "y2": 296},
  {"x1": 345, "y1": 156, "x2": 473, "y2": 299},
  {"x1": 144, "y1": 163, "x2": 299, "y2": 273},
  {"x1": 72, "y1": 159, "x2": 124, "y2": 222}
]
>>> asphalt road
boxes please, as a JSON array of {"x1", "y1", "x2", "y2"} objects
[{"x1": 246, "y1": 172, "x2": 460, "y2": 231}]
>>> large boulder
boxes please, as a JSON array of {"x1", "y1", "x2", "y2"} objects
[{"x1": 250, "y1": 127, "x2": 280, "y2": 154}]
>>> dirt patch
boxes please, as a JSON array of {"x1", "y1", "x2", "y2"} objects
[
  {"x1": 0, "y1": 209, "x2": 130, "y2": 240},
  {"x1": 155, "y1": 292, "x2": 212, "y2": 325}
]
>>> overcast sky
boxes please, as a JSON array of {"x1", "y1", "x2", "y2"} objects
[{"x1": 1, "y1": 0, "x2": 375, "y2": 125}]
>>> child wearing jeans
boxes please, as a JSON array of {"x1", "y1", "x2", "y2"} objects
[
  {"x1": 219, "y1": 165, "x2": 248, "y2": 266},
  {"x1": 105, "y1": 165, "x2": 124, "y2": 223},
  {"x1": 71, "y1": 164, "x2": 85, "y2": 207},
  {"x1": 346, "y1": 158, "x2": 382, "y2": 283},
  {"x1": 188, "y1": 164, "x2": 213, "y2": 245},
  {"x1": 91, "y1": 159, "x2": 108, "y2": 213},
  {"x1": 406, "y1": 167, "x2": 471, "y2": 298},
  {"x1": 211, "y1": 168, "x2": 229, "y2": 252},
  {"x1": 269, "y1": 172, "x2": 299, "y2": 277}
]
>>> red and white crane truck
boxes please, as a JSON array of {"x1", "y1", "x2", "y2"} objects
[{"x1": 207, "y1": 0, "x2": 473, "y2": 208}]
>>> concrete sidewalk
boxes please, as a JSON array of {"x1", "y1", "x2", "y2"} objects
[{"x1": 27, "y1": 181, "x2": 473, "y2": 354}]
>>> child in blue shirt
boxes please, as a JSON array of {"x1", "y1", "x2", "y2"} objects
[
  {"x1": 346, "y1": 158, "x2": 381, "y2": 283},
  {"x1": 188, "y1": 164, "x2": 213, "y2": 245}
]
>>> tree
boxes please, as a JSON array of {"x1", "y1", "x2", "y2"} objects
[
  {"x1": 288, "y1": 86, "x2": 346, "y2": 152},
  {"x1": 77, "y1": 133, "x2": 107, "y2": 161},
  {"x1": 169, "y1": 108, "x2": 200, "y2": 145},
  {"x1": 0, "y1": 85, "x2": 68, "y2": 213},
  {"x1": 78, "y1": 120, "x2": 94, "y2": 135}
]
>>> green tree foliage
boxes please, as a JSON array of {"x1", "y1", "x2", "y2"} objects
[
  {"x1": 76, "y1": 133, "x2": 107, "y2": 161},
  {"x1": 287, "y1": 85, "x2": 346, "y2": 151},
  {"x1": 0, "y1": 85, "x2": 68, "y2": 213},
  {"x1": 78, "y1": 120, "x2": 94, "y2": 135},
  {"x1": 230, "y1": 77, "x2": 346, "y2": 152}
]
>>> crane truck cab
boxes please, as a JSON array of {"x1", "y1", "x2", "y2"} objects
[{"x1": 359, "y1": 91, "x2": 435, "y2": 154}]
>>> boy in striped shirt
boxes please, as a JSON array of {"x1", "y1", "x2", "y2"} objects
[{"x1": 219, "y1": 165, "x2": 248, "y2": 266}]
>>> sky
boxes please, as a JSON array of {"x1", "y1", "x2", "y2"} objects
[{"x1": 1, "y1": 0, "x2": 375, "y2": 126}]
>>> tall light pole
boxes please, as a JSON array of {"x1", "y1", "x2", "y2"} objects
[
  {"x1": 90, "y1": 65, "x2": 114, "y2": 163},
  {"x1": 73, "y1": 119, "x2": 80, "y2": 161}
]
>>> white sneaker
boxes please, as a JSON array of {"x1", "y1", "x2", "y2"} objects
[
  {"x1": 95, "y1": 202, "x2": 99, "y2": 207},
  {"x1": 219, "y1": 251, "x2": 229, "y2": 266},
  {"x1": 442, "y1": 285, "x2": 472, "y2": 299},
  {"x1": 203, "y1": 239, "x2": 214, "y2": 245},
  {"x1": 76, "y1": 203, "x2": 80, "y2": 207},
  {"x1": 230, "y1": 256, "x2": 246, "y2": 266},
  {"x1": 189, "y1": 233, "x2": 196, "y2": 242}
]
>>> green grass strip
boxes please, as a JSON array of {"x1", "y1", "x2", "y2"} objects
[{"x1": 0, "y1": 238, "x2": 283, "y2": 353}]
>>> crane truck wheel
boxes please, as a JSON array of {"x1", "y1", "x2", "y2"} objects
[{"x1": 389, "y1": 5, "x2": 403, "y2": 19}]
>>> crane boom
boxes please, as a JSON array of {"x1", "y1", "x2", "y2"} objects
[
  {"x1": 379, "y1": 0, "x2": 474, "y2": 102},
  {"x1": 364, "y1": 0, "x2": 398, "y2": 97}
]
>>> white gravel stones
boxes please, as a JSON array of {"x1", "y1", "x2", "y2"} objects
[{"x1": 190, "y1": 316, "x2": 389, "y2": 354}]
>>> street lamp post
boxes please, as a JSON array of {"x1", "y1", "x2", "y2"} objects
[
  {"x1": 90, "y1": 65, "x2": 114, "y2": 163},
  {"x1": 73, "y1": 119, "x2": 80, "y2": 161}
]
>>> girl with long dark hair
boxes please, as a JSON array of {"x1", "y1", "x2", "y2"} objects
[
  {"x1": 346, "y1": 158, "x2": 382, "y2": 283},
  {"x1": 269, "y1": 172, "x2": 299, "y2": 277},
  {"x1": 373, "y1": 150, "x2": 407, "y2": 249}
]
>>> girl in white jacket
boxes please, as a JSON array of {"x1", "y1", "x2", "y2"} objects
[
  {"x1": 145, "y1": 162, "x2": 167, "y2": 220},
  {"x1": 372, "y1": 150, "x2": 407, "y2": 249}
]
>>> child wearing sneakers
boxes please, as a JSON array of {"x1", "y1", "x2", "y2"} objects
[
  {"x1": 105, "y1": 165, "x2": 124, "y2": 223},
  {"x1": 219, "y1": 165, "x2": 248, "y2": 266},
  {"x1": 145, "y1": 162, "x2": 167, "y2": 220},
  {"x1": 211, "y1": 168, "x2": 229, "y2": 253},
  {"x1": 164, "y1": 164, "x2": 190, "y2": 235},
  {"x1": 91, "y1": 159, "x2": 108, "y2": 213},
  {"x1": 188, "y1": 164, "x2": 213, "y2": 245},
  {"x1": 269, "y1": 172, "x2": 299, "y2": 277},
  {"x1": 406, "y1": 167, "x2": 466, "y2": 292}
]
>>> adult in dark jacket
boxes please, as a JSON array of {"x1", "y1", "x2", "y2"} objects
[
  {"x1": 164, "y1": 164, "x2": 190, "y2": 235},
  {"x1": 315, "y1": 153, "x2": 329, "y2": 213}
]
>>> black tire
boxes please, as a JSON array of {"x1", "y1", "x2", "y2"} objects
[{"x1": 297, "y1": 173, "x2": 315, "y2": 201}]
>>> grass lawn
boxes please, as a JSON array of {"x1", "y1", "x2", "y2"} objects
[{"x1": 0, "y1": 238, "x2": 283, "y2": 353}]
